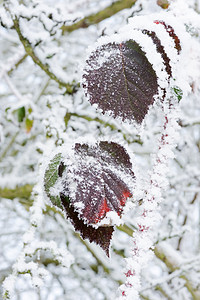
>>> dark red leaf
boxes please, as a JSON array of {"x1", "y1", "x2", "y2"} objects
[
  {"x1": 44, "y1": 141, "x2": 135, "y2": 255},
  {"x1": 60, "y1": 194, "x2": 114, "y2": 257},
  {"x1": 83, "y1": 40, "x2": 158, "y2": 123},
  {"x1": 62, "y1": 141, "x2": 134, "y2": 225}
]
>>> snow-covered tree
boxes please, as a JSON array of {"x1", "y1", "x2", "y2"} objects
[{"x1": 0, "y1": 0, "x2": 200, "y2": 299}]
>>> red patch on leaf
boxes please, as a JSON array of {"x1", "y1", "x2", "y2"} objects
[
  {"x1": 95, "y1": 198, "x2": 111, "y2": 223},
  {"x1": 120, "y1": 190, "x2": 132, "y2": 207}
]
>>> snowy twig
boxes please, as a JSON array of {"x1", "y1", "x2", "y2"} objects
[
  {"x1": 0, "y1": 184, "x2": 33, "y2": 200},
  {"x1": 3, "y1": 72, "x2": 27, "y2": 103},
  {"x1": 7, "y1": 53, "x2": 28, "y2": 75},
  {"x1": 61, "y1": 0, "x2": 137, "y2": 33},
  {"x1": 119, "y1": 100, "x2": 180, "y2": 299}
]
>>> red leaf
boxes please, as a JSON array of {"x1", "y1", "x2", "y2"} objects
[
  {"x1": 62, "y1": 141, "x2": 135, "y2": 225},
  {"x1": 52, "y1": 141, "x2": 135, "y2": 255},
  {"x1": 83, "y1": 40, "x2": 158, "y2": 123}
]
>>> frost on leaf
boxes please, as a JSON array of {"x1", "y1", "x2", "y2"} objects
[
  {"x1": 82, "y1": 41, "x2": 158, "y2": 123},
  {"x1": 62, "y1": 141, "x2": 134, "y2": 226}
]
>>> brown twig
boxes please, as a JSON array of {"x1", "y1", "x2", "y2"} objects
[{"x1": 61, "y1": 0, "x2": 137, "y2": 33}]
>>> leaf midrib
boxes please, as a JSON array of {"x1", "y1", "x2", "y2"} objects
[{"x1": 119, "y1": 43, "x2": 135, "y2": 114}]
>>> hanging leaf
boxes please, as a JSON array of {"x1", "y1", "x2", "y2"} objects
[
  {"x1": 82, "y1": 40, "x2": 158, "y2": 123},
  {"x1": 44, "y1": 153, "x2": 63, "y2": 209},
  {"x1": 44, "y1": 141, "x2": 135, "y2": 255},
  {"x1": 61, "y1": 141, "x2": 134, "y2": 225}
]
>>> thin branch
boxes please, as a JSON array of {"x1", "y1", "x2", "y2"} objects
[
  {"x1": 74, "y1": 233, "x2": 111, "y2": 275},
  {"x1": 11, "y1": 17, "x2": 79, "y2": 94},
  {"x1": 61, "y1": 0, "x2": 137, "y2": 33},
  {"x1": 177, "y1": 192, "x2": 199, "y2": 250},
  {"x1": 3, "y1": 73, "x2": 25, "y2": 102},
  {"x1": 7, "y1": 53, "x2": 28, "y2": 75},
  {"x1": 179, "y1": 121, "x2": 200, "y2": 127},
  {"x1": 155, "y1": 285, "x2": 173, "y2": 300},
  {"x1": 34, "y1": 78, "x2": 50, "y2": 104}
]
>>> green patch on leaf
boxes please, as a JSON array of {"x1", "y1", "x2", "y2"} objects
[{"x1": 44, "y1": 153, "x2": 63, "y2": 209}]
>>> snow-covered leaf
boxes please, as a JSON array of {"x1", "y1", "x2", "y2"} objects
[
  {"x1": 44, "y1": 141, "x2": 134, "y2": 255},
  {"x1": 82, "y1": 40, "x2": 158, "y2": 123},
  {"x1": 62, "y1": 141, "x2": 134, "y2": 225}
]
